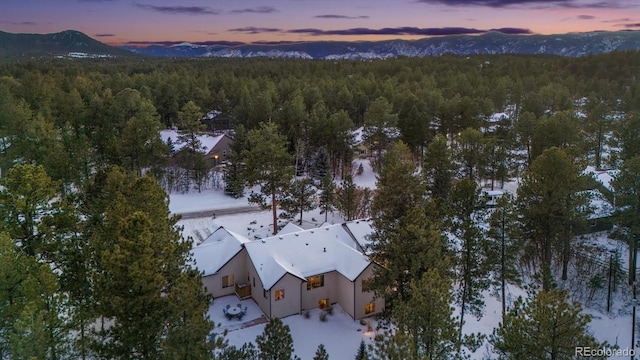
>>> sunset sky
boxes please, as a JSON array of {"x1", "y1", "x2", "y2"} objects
[{"x1": 2, "y1": 0, "x2": 640, "y2": 46}]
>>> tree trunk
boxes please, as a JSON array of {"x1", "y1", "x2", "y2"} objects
[
  {"x1": 501, "y1": 215, "x2": 506, "y2": 319},
  {"x1": 272, "y1": 191, "x2": 278, "y2": 235}
]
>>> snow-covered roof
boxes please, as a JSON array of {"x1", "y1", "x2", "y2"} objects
[
  {"x1": 244, "y1": 221, "x2": 373, "y2": 290},
  {"x1": 352, "y1": 127, "x2": 364, "y2": 146},
  {"x1": 581, "y1": 190, "x2": 615, "y2": 220},
  {"x1": 583, "y1": 166, "x2": 619, "y2": 192},
  {"x1": 488, "y1": 112, "x2": 509, "y2": 123},
  {"x1": 342, "y1": 220, "x2": 374, "y2": 254},
  {"x1": 191, "y1": 226, "x2": 251, "y2": 276},
  {"x1": 277, "y1": 222, "x2": 305, "y2": 235},
  {"x1": 160, "y1": 129, "x2": 227, "y2": 154}
]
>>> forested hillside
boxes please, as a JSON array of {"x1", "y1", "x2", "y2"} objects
[{"x1": 1, "y1": 52, "x2": 640, "y2": 358}]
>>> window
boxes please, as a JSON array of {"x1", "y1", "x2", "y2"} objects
[
  {"x1": 365, "y1": 302, "x2": 375, "y2": 315},
  {"x1": 307, "y1": 275, "x2": 325, "y2": 290},
  {"x1": 263, "y1": 289, "x2": 267, "y2": 298},
  {"x1": 319, "y1": 298, "x2": 329, "y2": 310},
  {"x1": 222, "y1": 275, "x2": 234, "y2": 288},
  {"x1": 362, "y1": 278, "x2": 372, "y2": 292},
  {"x1": 275, "y1": 289, "x2": 285, "y2": 301},
  {"x1": 253, "y1": 277, "x2": 256, "y2": 287}
]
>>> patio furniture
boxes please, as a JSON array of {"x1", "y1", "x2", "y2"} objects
[
  {"x1": 226, "y1": 304, "x2": 231, "y2": 309},
  {"x1": 227, "y1": 306, "x2": 242, "y2": 318},
  {"x1": 223, "y1": 307, "x2": 233, "y2": 320}
]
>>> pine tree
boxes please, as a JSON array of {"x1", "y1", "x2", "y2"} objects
[
  {"x1": 0, "y1": 232, "x2": 69, "y2": 359},
  {"x1": 449, "y1": 179, "x2": 490, "y2": 342},
  {"x1": 177, "y1": 100, "x2": 208, "y2": 192},
  {"x1": 0, "y1": 163, "x2": 60, "y2": 257},
  {"x1": 368, "y1": 329, "x2": 413, "y2": 360},
  {"x1": 255, "y1": 317, "x2": 298, "y2": 360},
  {"x1": 225, "y1": 124, "x2": 248, "y2": 198},
  {"x1": 355, "y1": 340, "x2": 369, "y2": 360},
  {"x1": 486, "y1": 193, "x2": 523, "y2": 318},
  {"x1": 336, "y1": 174, "x2": 358, "y2": 221},
  {"x1": 455, "y1": 127, "x2": 485, "y2": 181},
  {"x1": 423, "y1": 134, "x2": 455, "y2": 211},
  {"x1": 318, "y1": 173, "x2": 336, "y2": 223},
  {"x1": 518, "y1": 147, "x2": 587, "y2": 290},
  {"x1": 120, "y1": 95, "x2": 168, "y2": 176},
  {"x1": 369, "y1": 142, "x2": 446, "y2": 304},
  {"x1": 392, "y1": 269, "x2": 461, "y2": 360},
  {"x1": 313, "y1": 344, "x2": 329, "y2": 360},
  {"x1": 279, "y1": 177, "x2": 317, "y2": 225},
  {"x1": 243, "y1": 122, "x2": 294, "y2": 235},
  {"x1": 363, "y1": 96, "x2": 399, "y2": 172},
  {"x1": 310, "y1": 147, "x2": 331, "y2": 181},
  {"x1": 490, "y1": 289, "x2": 601, "y2": 359},
  {"x1": 611, "y1": 155, "x2": 640, "y2": 284},
  {"x1": 83, "y1": 166, "x2": 213, "y2": 359}
]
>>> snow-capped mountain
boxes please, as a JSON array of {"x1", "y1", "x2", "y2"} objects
[{"x1": 122, "y1": 31, "x2": 640, "y2": 59}]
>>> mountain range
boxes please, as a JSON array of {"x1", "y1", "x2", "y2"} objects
[
  {"x1": 3, "y1": 29, "x2": 640, "y2": 60},
  {"x1": 123, "y1": 30, "x2": 640, "y2": 59}
]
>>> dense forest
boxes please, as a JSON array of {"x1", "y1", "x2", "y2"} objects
[{"x1": 2, "y1": 52, "x2": 640, "y2": 358}]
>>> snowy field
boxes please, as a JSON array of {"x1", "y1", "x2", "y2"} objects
[{"x1": 171, "y1": 159, "x2": 638, "y2": 359}]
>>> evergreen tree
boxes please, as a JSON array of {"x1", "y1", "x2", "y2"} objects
[
  {"x1": 177, "y1": 100, "x2": 208, "y2": 192},
  {"x1": 368, "y1": 329, "x2": 413, "y2": 360},
  {"x1": 449, "y1": 179, "x2": 490, "y2": 342},
  {"x1": 243, "y1": 122, "x2": 295, "y2": 235},
  {"x1": 369, "y1": 142, "x2": 446, "y2": 304},
  {"x1": 490, "y1": 289, "x2": 601, "y2": 359},
  {"x1": 255, "y1": 317, "x2": 298, "y2": 360},
  {"x1": 363, "y1": 96, "x2": 399, "y2": 172},
  {"x1": 455, "y1": 127, "x2": 485, "y2": 181},
  {"x1": 584, "y1": 96, "x2": 612, "y2": 169},
  {"x1": 313, "y1": 344, "x2": 329, "y2": 360},
  {"x1": 611, "y1": 155, "x2": 640, "y2": 284},
  {"x1": 355, "y1": 340, "x2": 369, "y2": 360},
  {"x1": 423, "y1": 134, "x2": 455, "y2": 211},
  {"x1": 318, "y1": 173, "x2": 336, "y2": 223},
  {"x1": 118, "y1": 91, "x2": 168, "y2": 176},
  {"x1": 279, "y1": 177, "x2": 317, "y2": 225},
  {"x1": 83, "y1": 166, "x2": 213, "y2": 359},
  {"x1": 0, "y1": 232, "x2": 69, "y2": 359},
  {"x1": 392, "y1": 269, "x2": 461, "y2": 360},
  {"x1": 486, "y1": 193, "x2": 523, "y2": 318},
  {"x1": 0, "y1": 164, "x2": 60, "y2": 258},
  {"x1": 309, "y1": 147, "x2": 331, "y2": 181},
  {"x1": 225, "y1": 124, "x2": 248, "y2": 198},
  {"x1": 518, "y1": 147, "x2": 587, "y2": 290},
  {"x1": 336, "y1": 174, "x2": 358, "y2": 221}
]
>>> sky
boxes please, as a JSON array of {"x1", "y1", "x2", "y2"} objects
[{"x1": 2, "y1": 0, "x2": 640, "y2": 46}]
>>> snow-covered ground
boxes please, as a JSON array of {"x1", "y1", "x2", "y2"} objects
[{"x1": 172, "y1": 159, "x2": 638, "y2": 359}]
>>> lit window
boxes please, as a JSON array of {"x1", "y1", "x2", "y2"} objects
[
  {"x1": 319, "y1": 298, "x2": 329, "y2": 309},
  {"x1": 307, "y1": 275, "x2": 325, "y2": 290},
  {"x1": 275, "y1": 289, "x2": 285, "y2": 301},
  {"x1": 365, "y1": 302, "x2": 375, "y2": 314},
  {"x1": 362, "y1": 278, "x2": 372, "y2": 292},
  {"x1": 222, "y1": 275, "x2": 234, "y2": 288}
]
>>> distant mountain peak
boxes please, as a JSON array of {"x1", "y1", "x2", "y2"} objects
[{"x1": 0, "y1": 30, "x2": 133, "y2": 59}]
